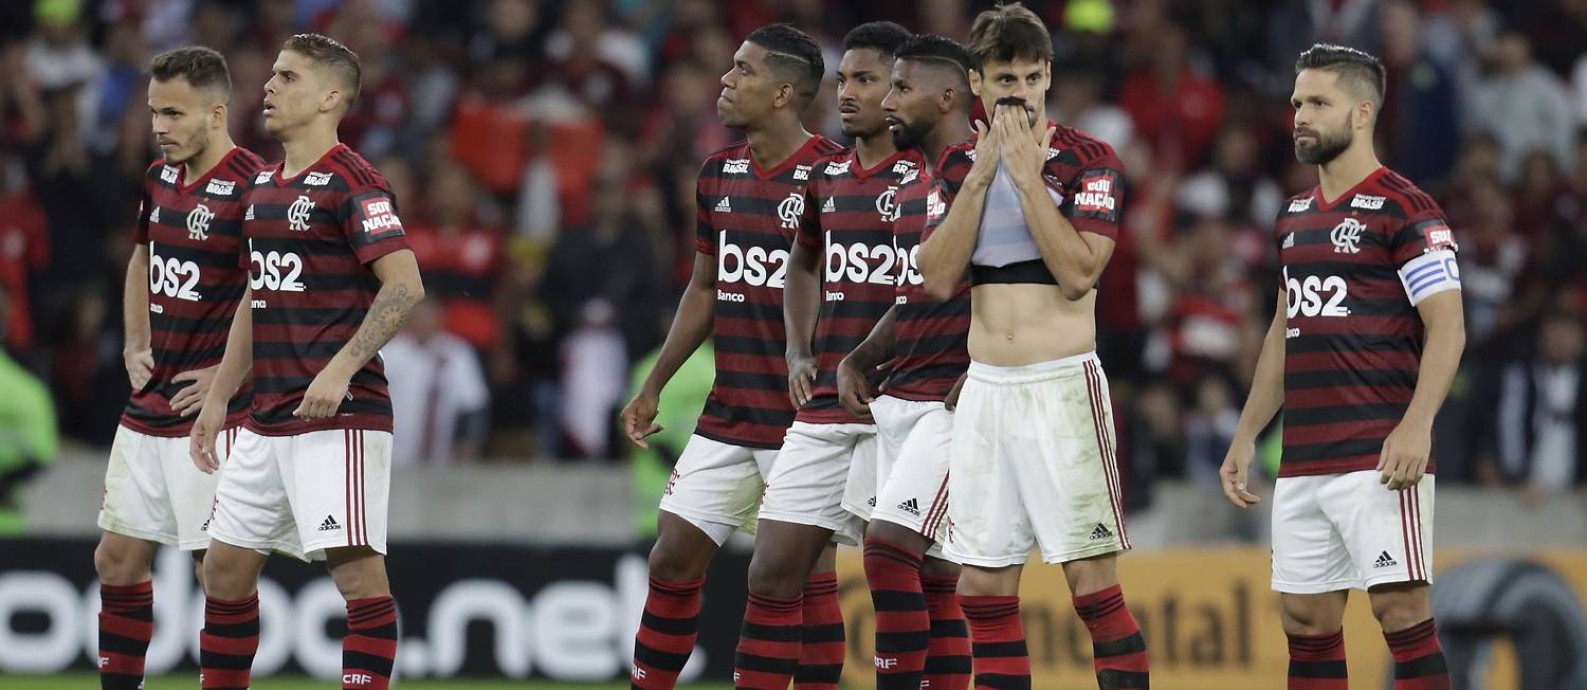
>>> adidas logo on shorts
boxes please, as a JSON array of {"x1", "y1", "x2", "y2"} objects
[
  {"x1": 318, "y1": 515, "x2": 342, "y2": 532},
  {"x1": 897, "y1": 498, "x2": 921, "y2": 516},
  {"x1": 1089, "y1": 524, "x2": 1114, "y2": 541},
  {"x1": 1374, "y1": 551, "x2": 1398, "y2": 569}
]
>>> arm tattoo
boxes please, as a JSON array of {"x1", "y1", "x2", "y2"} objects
[
  {"x1": 847, "y1": 311, "x2": 897, "y2": 370},
  {"x1": 343, "y1": 283, "x2": 419, "y2": 366}
]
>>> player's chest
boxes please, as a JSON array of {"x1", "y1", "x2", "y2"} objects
[
  {"x1": 1276, "y1": 209, "x2": 1396, "y2": 271},
  {"x1": 707, "y1": 172, "x2": 811, "y2": 243},
  {"x1": 147, "y1": 183, "x2": 248, "y2": 249},
  {"x1": 242, "y1": 186, "x2": 345, "y2": 244}
]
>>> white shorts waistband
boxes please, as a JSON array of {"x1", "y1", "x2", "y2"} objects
[{"x1": 967, "y1": 351, "x2": 1100, "y2": 384}]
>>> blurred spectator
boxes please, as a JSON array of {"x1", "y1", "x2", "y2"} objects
[
  {"x1": 0, "y1": 40, "x2": 47, "y2": 148},
  {"x1": 1498, "y1": 308, "x2": 1587, "y2": 499},
  {"x1": 1377, "y1": 0, "x2": 1461, "y2": 187},
  {"x1": 1118, "y1": 19, "x2": 1225, "y2": 170},
  {"x1": 406, "y1": 160, "x2": 507, "y2": 350},
  {"x1": 1175, "y1": 126, "x2": 1283, "y2": 229},
  {"x1": 0, "y1": 284, "x2": 58, "y2": 533},
  {"x1": 385, "y1": 297, "x2": 490, "y2": 468},
  {"x1": 1050, "y1": 67, "x2": 1133, "y2": 151},
  {"x1": 24, "y1": 0, "x2": 100, "y2": 93},
  {"x1": 52, "y1": 287, "x2": 127, "y2": 445},
  {"x1": 1465, "y1": 29, "x2": 1574, "y2": 182},
  {"x1": 559, "y1": 298, "x2": 627, "y2": 460},
  {"x1": 0, "y1": 152, "x2": 48, "y2": 354}
]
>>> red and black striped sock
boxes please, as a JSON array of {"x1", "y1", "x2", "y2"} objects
[
  {"x1": 921, "y1": 575, "x2": 971, "y2": 690},
  {"x1": 343, "y1": 596, "x2": 399, "y2": 689},
  {"x1": 734, "y1": 593, "x2": 802, "y2": 689},
  {"x1": 1073, "y1": 585, "x2": 1149, "y2": 689},
  {"x1": 99, "y1": 581, "x2": 154, "y2": 690},
  {"x1": 1287, "y1": 630, "x2": 1348, "y2": 690},
  {"x1": 863, "y1": 538, "x2": 929, "y2": 690},
  {"x1": 200, "y1": 594, "x2": 260, "y2": 690},
  {"x1": 631, "y1": 577, "x2": 705, "y2": 690},
  {"x1": 794, "y1": 572, "x2": 844, "y2": 690},
  {"x1": 1384, "y1": 619, "x2": 1450, "y2": 690},
  {"x1": 961, "y1": 595, "x2": 1029, "y2": 690}
]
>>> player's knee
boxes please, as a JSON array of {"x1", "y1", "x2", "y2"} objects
[
  {"x1": 1369, "y1": 585, "x2": 1431, "y2": 632},
  {"x1": 920, "y1": 556, "x2": 960, "y2": 580},
  {"x1": 648, "y1": 516, "x2": 719, "y2": 582},
  {"x1": 745, "y1": 551, "x2": 808, "y2": 598},
  {"x1": 94, "y1": 536, "x2": 151, "y2": 586},
  {"x1": 957, "y1": 566, "x2": 1019, "y2": 597},
  {"x1": 1279, "y1": 602, "x2": 1345, "y2": 637},
  {"x1": 1062, "y1": 555, "x2": 1119, "y2": 597},
  {"x1": 191, "y1": 551, "x2": 207, "y2": 590}
]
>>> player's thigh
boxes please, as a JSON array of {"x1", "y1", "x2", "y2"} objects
[
  {"x1": 1279, "y1": 590, "x2": 1351, "y2": 636},
  {"x1": 842, "y1": 396, "x2": 905, "y2": 522},
  {"x1": 870, "y1": 403, "x2": 953, "y2": 553},
  {"x1": 658, "y1": 435, "x2": 768, "y2": 539},
  {"x1": 162, "y1": 428, "x2": 234, "y2": 551},
  {"x1": 208, "y1": 429, "x2": 299, "y2": 557},
  {"x1": 760, "y1": 422, "x2": 868, "y2": 545},
  {"x1": 944, "y1": 374, "x2": 1033, "y2": 568},
  {"x1": 282, "y1": 429, "x2": 393, "y2": 561},
  {"x1": 1327, "y1": 471, "x2": 1435, "y2": 590},
  {"x1": 98, "y1": 425, "x2": 179, "y2": 546},
  {"x1": 1014, "y1": 358, "x2": 1129, "y2": 564},
  {"x1": 1271, "y1": 475, "x2": 1357, "y2": 594}
]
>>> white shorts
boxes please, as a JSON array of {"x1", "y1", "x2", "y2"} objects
[
  {"x1": 657, "y1": 434, "x2": 780, "y2": 545},
  {"x1": 98, "y1": 424, "x2": 236, "y2": 550},
  {"x1": 1272, "y1": 471, "x2": 1435, "y2": 594},
  {"x1": 759, "y1": 422, "x2": 873, "y2": 545},
  {"x1": 208, "y1": 428, "x2": 392, "y2": 561},
  {"x1": 844, "y1": 396, "x2": 952, "y2": 554},
  {"x1": 945, "y1": 353, "x2": 1129, "y2": 567}
]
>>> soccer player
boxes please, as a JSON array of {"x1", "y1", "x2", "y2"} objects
[
  {"x1": 622, "y1": 24, "x2": 842, "y2": 690},
  {"x1": 837, "y1": 34, "x2": 977, "y2": 690},
  {"x1": 95, "y1": 46, "x2": 264, "y2": 690},
  {"x1": 733, "y1": 21, "x2": 913, "y2": 690},
  {"x1": 916, "y1": 4, "x2": 1149, "y2": 689},
  {"x1": 1220, "y1": 44, "x2": 1459, "y2": 690},
  {"x1": 189, "y1": 34, "x2": 423, "y2": 690}
]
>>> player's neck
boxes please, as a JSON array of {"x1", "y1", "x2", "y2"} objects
[
  {"x1": 923, "y1": 121, "x2": 974, "y2": 164},
  {"x1": 1317, "y1": 145, "x2": 1383, "y2": 202},
  {"x1": 745, "y1": 120, "x2": 813, "y2": 171},
  {"x1": 183, "y1": 134, "x2": 237, "y2": 186},
  {"x1": 279, "y1": 127, "x2": 342, "y2": 179},
  {"x1": 853, "y1": 133, "x2": 896, "y2": 170}
]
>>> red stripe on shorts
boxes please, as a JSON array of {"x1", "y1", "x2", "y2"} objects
[{"x1": 1084, "y1": 361, "x2": 1128, "y2": 549}]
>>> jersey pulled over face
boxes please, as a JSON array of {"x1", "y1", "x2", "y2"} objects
[
  {"x1": 794, "y1": 147, "x2": 924, "y2": 424},
  {"x1": 694, "y1": 135, "x2": 845, "y2": 448},
  {"x1": 242, "y1": 143, "x2": 411, "y2": 435},
  {"x1": 1276, "y1": 167, "x2": 1460, "y2": 477},
  {"x1": 125, "y1": 148, "x2": 268, "y2": 436}
]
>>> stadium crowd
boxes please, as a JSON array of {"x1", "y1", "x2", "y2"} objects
[{"x1": 0, "y1": 0, "x2": 1583, "y2": 505}]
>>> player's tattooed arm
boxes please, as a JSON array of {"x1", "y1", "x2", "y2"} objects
[
  {"x1": 123, "y1": 244, "x2": 154, "y2": 389},
  {"x1": 342, "y1": 249, "x2": 425, "y2": 368}
]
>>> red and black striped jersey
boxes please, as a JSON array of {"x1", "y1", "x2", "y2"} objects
[
  {"x1": 123, "y1": 148, "x2": 267, "y2": 437},
  {"x1": 886, "y1": 145, "x2": 972, "y2": 402},
  {"x1": 1276, "y1": 167, "x2": 1458, "y2": 477},
  {"x1": 793, "y1": 147, "x2": 924, "y2": 424},
  {"x1": 694, "y1": 135, "x2": 843, "y2": 448},
  {"x1": 241, "y1": 143, "x2": 411, "y2": 436}
]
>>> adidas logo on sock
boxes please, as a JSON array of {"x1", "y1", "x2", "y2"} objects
[
  {"x1": 1089, "y1": 523, "x2": 1114, "y2": 541},
  {"x1": 318, "y1": 515, "x2": 342, "y2": 532},
  {"x1": 715, "y1": 197, "x2": 732, "y2": 213},
  {"x1": 897, "y1": 498, "x2": 920, "y2": 516},
  {"x1": 1375, "y1": 551, "x2": 1398, "y2": 568}
]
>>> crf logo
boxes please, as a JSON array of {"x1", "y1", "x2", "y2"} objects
[
  {"x1": 187, "y1": 203, "x2": 215, "y2": 241},
  {"x1": 288, "y1": 195, "x2": 315, "y2": 232},
  {"x1": 1331, "y1": 218, "x2": 1365, "y2": 254},
  {"x1": 343, "y1": 673, "x2": 374, "y2": 685},
  {"x1": 876, "y1": 185, "x2": 900, "y2": 222},
  {"x1": 777, "y1": 192, "x2": 804, "y2": 230}
]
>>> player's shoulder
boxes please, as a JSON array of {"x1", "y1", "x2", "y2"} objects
[
  {"x1": 323, "y1": 145, "x2": 392, "y2": 195},
  {"x1": 809, "y1": 134, "x2": 845, "y2": 158},
  {"x1": 700, "y1": 140, "x2": 751, "y2": 177},
  {"x1": 1367, "y1": 168, "x2": 1443, "y2": 219},
  {"x1": 1280, "y1": 188, "x2": 1320, "y2": 217},
  {"x1": 816, "y1": 147, "x2": 854, "y2": 176},
  {"x1": 224, "y1": 147, "x2": 270, "y2": 180},
  {"x1": 938, "y1": 139, "x2": 976, "y2": 168},
  {"x1": 1050, "y1": 123, "x2": 1120, "y2": 169}
]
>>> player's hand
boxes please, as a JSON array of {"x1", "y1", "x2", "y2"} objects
[
  {"x1": 1378, "y1": 420, "x2": 1432, "y2": 490},
  {"x1": 944, "y1": 372, "x2": 968, "y2": 411},
  {"x1": 293, "y1": 369, "x2": 350, "y2": 420},
  {"x1": 124, "y1": 347, "x2": 154, "y2": 390},
  {"x1": 964, "y1": 114, "x2": 1003, "y2": 188},
  {"x1": 836, "y1": 357, "x2": 876, "y2": 417},
  {"x1": 787, "y1": 351, "x2": 817, "y2": 408},
  {"x1": 621, "y1": 389, "x2": 664, "y2": 449},
  {"x1": 189, "y1": 401, "x2": 224, "y2": 474},
  {"x1": 1219, "y1": 439, "x2": 1263, "y2": 508},
  {"x1": 169, "y1": 365, "x2": 218, "y2": 417},
  {"x1": 998, "y1": 106, "x2": 1056, "y2": 187}
]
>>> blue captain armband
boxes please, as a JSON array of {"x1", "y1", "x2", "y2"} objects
[{"x1": 1397, "y1": 249, "x2": 1460, "y2": 306}]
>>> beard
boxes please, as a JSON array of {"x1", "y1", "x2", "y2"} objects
[
  {"x1": 1294, "y1": 125, "x2": 1352, "y2": 165},
  {"x1": 889, "y1": 117, "x2": 932, "y2": 151},
  {"x1": 171, "y1": 130, "x2": 209, "y2": 164}
]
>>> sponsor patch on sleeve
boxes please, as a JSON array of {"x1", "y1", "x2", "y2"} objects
[
  {"x1": 1070, "y1": 169, "x2": 1121, "y2": 222},
  {"x1": 1422, "y1": 222, "x2": 1457, "y2": 252},
  {"x1": 358, "y1": 196, "x2": 405, "y2": 237}
]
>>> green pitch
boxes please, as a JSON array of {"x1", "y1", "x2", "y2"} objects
[{"x1": 0, "y1": 674, "x2": 732, "y2": 690}]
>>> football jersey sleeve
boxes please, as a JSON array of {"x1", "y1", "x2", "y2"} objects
[
  {"x1": 694, "y1": 163, "x2": 716, "y2": 255},
  {"x1": 935, "y1": 146, "x2": 974, "y2": 198},
  {"x1": 1059, "y1": 150, "x2": 1125, "y2": 241},
  {"x1": 1389, "y1": 202, "x2": 1459, "y2": 266},
  {"x1": 134, "y1": 188, "x2": 153, "y2": 245},
  {"x1": 795, "y1": 175, "x2": 823, "y2": 250},
  {"x1": 342, "y1": 188, "x2": 411, "y2": 265}
]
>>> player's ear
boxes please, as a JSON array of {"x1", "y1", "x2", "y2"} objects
[
  {"x1": 773, "y1": 81, "x2": 794, "y2": 110},
  {"x1": 968, "y1": 69, "x2": 983, "y2": 97},
  {"x1": 321, "y1": 85, "x2": 342, "y2": 114}
]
